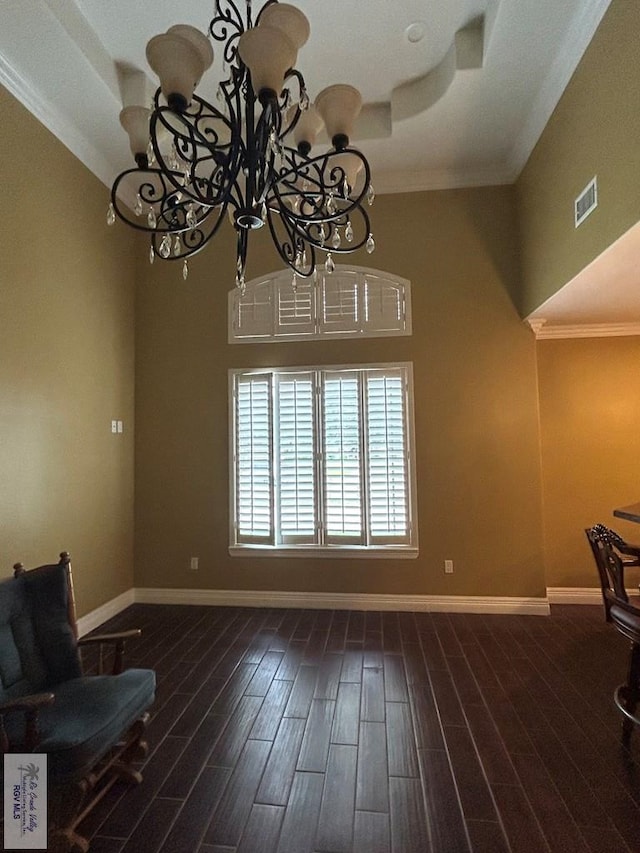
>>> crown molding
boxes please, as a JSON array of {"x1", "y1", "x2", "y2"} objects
[
  {"x1": 506, "y1": 0, "x2": 612, "y2": 180},
  {"x1": 526, "y1": 319, "x2": 640, "y2": 339},
  {"x1": 0, "y1": 53, "x2": 114, "y2": 190},
  {"x1": 374, "y1": 164, "x2": 513, "y2": 195}
]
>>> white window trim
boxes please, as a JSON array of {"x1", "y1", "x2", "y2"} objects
[
  {"x1": 229, "y1": 362, "x2": 419, "y2": 558},
  {"x1": 228, "y1": 265, "x2": 412, "y2": 343}
]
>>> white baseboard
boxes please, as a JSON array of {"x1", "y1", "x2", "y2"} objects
[
  {"x1": 77, "y1": 588, "x2": 136, "y2": 637},
  {"x1": 546, "y1": 587, "x2": 602, "y2": 605},
  {"x1": 134, "y1": 587, "x2": 550, "y2": 615},
  {"x1": 77, "y1": 587, "x2": 552, "y2": 630}
]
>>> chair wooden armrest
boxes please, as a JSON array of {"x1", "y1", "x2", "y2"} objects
[
  {"x1": 0, "y1": 692, "x2": 55, "y2": 752},
  {"x1": 78, "y1": 628, "x2": 142, "y2": 675}
]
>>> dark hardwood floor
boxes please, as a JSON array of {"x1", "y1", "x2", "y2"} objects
[{"x1": 80, "y1": 603, "x2": 640, "y2": 853}]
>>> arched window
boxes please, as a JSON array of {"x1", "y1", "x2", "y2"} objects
[{"x1": 228, "y1": 265, "x2": 412, "y2": 343}]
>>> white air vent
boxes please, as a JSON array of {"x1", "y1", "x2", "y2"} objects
[{"x1": 575, "y1": 176, "x2": 598, "y2": 227}]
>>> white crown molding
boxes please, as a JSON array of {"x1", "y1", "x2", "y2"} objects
[
  {"x1": 529, "y1": 321, "x2": 640, "y2": 340},
  {"x1": 374, "y1": 164, "x2": 512, "y2": 195},
  {"x1": 0, "y1": 53, "x2": 114, "y2": 190},
  {"x1": 77, "y1": 587, "x2": 136, "y2": 637},
  {"x1": 134, "y1": 587, "x2": 550, "y2": 615},
  {"x1": 506, "y1": 0, "x2": 612, "y2": 180},
  {"x1": 546, "y1": 587, "x2": 601, "y2": 605}
]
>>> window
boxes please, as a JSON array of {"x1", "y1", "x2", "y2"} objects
[
  {"x1": 230, "y1": 363, "x2": 418, "y2": 557},
  {"x1": 228, "y1": 266, "x2": 412, "y2": 343}
]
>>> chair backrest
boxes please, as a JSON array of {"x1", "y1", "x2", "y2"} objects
[
  {"x1": 585, "y1": 525, "x2": 640, "y2": 642},
  {"x1": 586, "y1": 525, "x2": 628, "y2": 617},
  {"x1": 0, "y1": 554, "x2": 82, "y2": 704}
]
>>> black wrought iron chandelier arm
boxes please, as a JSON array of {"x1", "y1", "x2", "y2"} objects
[
  {"x1": 151, "y1": 203, "x2": 229, "y2": 261},
  {"x1": 264, "y1": 205, "x2": 315, "y2": 277},
  {"x1": 148, "y1": 93, "x2": 241, "y2": 208}
]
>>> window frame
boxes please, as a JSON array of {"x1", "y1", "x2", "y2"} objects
[
  {"x1": 228, "y1": 266, "x2": 412, "y2": 343},
  {"x1": 229, "y1": 362, "x2": 419, "y2": 558}
]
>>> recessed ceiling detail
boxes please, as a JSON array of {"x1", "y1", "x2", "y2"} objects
[
  {"x1": 0, "y1": 0, "x2": 613, "y2": 195},
  {"x1": 355, "y1": 16, "x2": 487, "y2": 142}
]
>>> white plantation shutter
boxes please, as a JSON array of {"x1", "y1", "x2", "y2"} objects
[
  {"x1": 322, "y1": 371, "x2": 363, "y2": 543},
  {"x1": 318, "y1": 273, "x2": 359, "y2": 333},
  {"x1": 276, "y1": 373, "x2": 316, "y2": 542},
  {"x1": 365, "y1": 370, "x2": 409, "y2": 542},
  {"x1": 229, "y1": 267, "x2": 411, "y2": 342},
  {"x1": 275, "y1": 278, "x2": 315, "y2": 336},
  {"x1": 230, "y1": 363, "x2": 416, "y2": 552},
  {"x1": 235, "y1": 373, "x2": 273, "y2": 542},
  {"x1": 364, "y1": 276, "x2": 408, "y2": 333},
  {"x1": 232, "y1": 279, "x2": 273, "y2": 339}
]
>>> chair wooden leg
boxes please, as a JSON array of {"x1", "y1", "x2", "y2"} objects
[
  {"x1": 48, "y1": 781, "x2": 90, "y2": 853},
  {"x1": 622, "y1": 642, "x2": 640, "y2": 746}
]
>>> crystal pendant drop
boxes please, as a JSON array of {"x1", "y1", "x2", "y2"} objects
[
  {"x1": 159, "y1": 234, "x2": 172, "y2": 259},
  {"x1": 147, "y1": 208, "x2": 157, "y2": 228},
  {"x1": 106, "y1": 203, "x2": 116, "y2": 226},
  {"x1": 182, "y1": 260, "x2": 189, "y2": 281},
  {"x1": 173, "y1": 235, "x2": 181, "y2": 256},
  {"x1": 319, "y1": 224, "x2": 326, "y2": 247},
  {"x1": 345, "y1": 220, "x2": 354, "y2": 243},
  {"x1": 291, "y1": 272, "x2": 297, "y2": 291},
  {"x1": 313, "y1": 267, "x2": 318, "y2": 283},
  {"x1": 149, "y1": 244, "x2": 155, "y2": 265},
  {"x1": 302, "y1": 249, "x2": 308, "y2": 267},
  {"x1": 343, "y1": 178, "x2": 349, "y2": 199},
  {"x1": 261, "y1": 202, "x2": 267, "y2": 222},
  {"x1": 216, "y1": 84, "x2": 224, "y2": 103},
  {"x1": 366, "y1": 233, "x2": 376, "y2": 254},
  {"x1": 134, "y1": 194, "x2": 143, "y2": 217},
  {"x1": 186, "y1": 207, "x2": 196, "y2": 229},
  {"x1": 169, "y1": 144, "x2": 179, "y2": 171},
  {"x1": 327, "y1": 194, "x2": 336, "y2": 215},
  {"x1": 325, "y1": 253, "x2": 335, "y2": 274},
  {"x1": 367, "y1": 184, "x2": 376, "y2": 206},
  {"x1": 332, "y1": 229, "x2": 341, "y2": 249},
  {"x1": 146, "y1": 142, "x2": 156, "y2": 166},
  {"x1": 299, "y1": 88, "x2": 310, "y2": 111}
]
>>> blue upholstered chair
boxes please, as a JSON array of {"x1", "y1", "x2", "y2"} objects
[{"x1": 0, "y1": 552, "x2": 155, "y2": 852}]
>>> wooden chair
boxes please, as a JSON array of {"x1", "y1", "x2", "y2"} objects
[
  {"x1": 0, "y1": 552, "x2": 155, "y2": 852},
  {"x1": 585, "y1": 525, "x2": 640, "y2": 746}
]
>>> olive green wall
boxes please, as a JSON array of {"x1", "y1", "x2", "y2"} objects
[
  {"x1": 0, "y1": 85, "x2": 137, "y2": 616},
  {"x1": 135, "y1": 187, "x2": 547, "y2": 598},
  {"x1": 516, "y1": 0, "x2": 640, "y2": 317},
  {"x1": 537, "y1": 336, "x2": 640, "y2": 588}
]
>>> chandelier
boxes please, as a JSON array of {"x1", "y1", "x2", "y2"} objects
[{"x1": 107, "y1": 0, "x2": 375, "y2": 288}]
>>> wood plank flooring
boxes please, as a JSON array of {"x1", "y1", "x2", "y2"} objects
[{"x1": 81, "y1": 604, "x2": 640, "y2": 853}]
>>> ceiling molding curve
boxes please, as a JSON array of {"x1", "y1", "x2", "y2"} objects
[{"x1": 354, "y1": 16, "x2": 486, "y2": 142}]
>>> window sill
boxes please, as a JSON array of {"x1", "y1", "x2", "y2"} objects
[{"x1": 229, "y1": 545, "x2": 419, "y2": 559}]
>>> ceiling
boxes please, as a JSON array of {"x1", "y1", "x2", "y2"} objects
[{"x1": 2, "y1": 0, "x2": 630, "y2": 328}]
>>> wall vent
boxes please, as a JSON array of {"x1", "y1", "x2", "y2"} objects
[{"x1": 575, "y1": 176, "x2": 598, "y2": 227}]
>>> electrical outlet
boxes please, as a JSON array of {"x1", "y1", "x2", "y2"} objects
[
  {"x1": 190, "y1": 556, "x2": 199, "y2": 571},
  {"x1": 111, "y1": 420, "x2": 118, "y2": 433},
  {"x1": 444, "y1": 559, "x2": 454, "y2": 574}
]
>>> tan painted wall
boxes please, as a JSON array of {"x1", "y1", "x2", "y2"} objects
[
  {"x1": 537, "y1": 336, "x2": 640, "y2": 588},
  {"x1": 135, "y1": 187, "x2": 547, "y2": 598},
  {"x1": 516, "y1": 0, "x2": 640, "y2": 317},
  {"x1": 0, "y1": 85, "x2": 137, "y2": 616}
]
